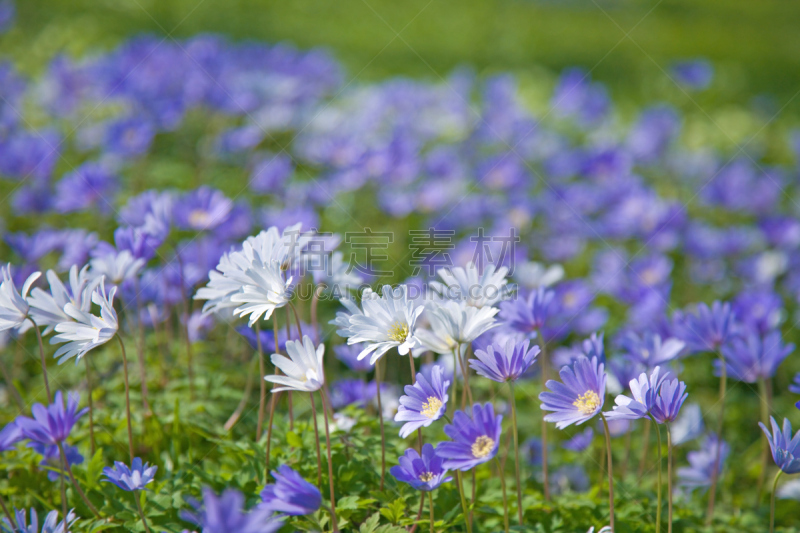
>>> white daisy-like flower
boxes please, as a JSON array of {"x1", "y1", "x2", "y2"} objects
[
  {"x1": 28, "y1": 265, "x2": 99, "y2": 335},
  {"x1": 514, "y1": 260, "x2": 564, "y2": 289},
  {"x1": 0, "y1": 264, "x2": 41, "y2": 333},
  {"x1": 332, "y1": 284, "x2": 424, "y2": 365},
  {"x1": 50, "y1": 279, "x2": 119, "y2": 364},
  {"x1": 265, "y1": 334, "x2": 325, "y2": 392},
  {"x1": 89, "y1": 249, "x2": 145, "y2": 285},
  {"x1": 429, "y1": 261, "x2": 511, "y2": 308},
  {"x1": 416, "y1": 300, "x2": 499, "y2": 355},
  {"x1": 195, "y1": 224, "x2": 314, "y2": 323}
]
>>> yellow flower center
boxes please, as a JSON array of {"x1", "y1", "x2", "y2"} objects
[
  {"x1": 388, "y1": 321, "x2": 409, "y2": 343},
  {"x1": 471, "y1": 435, "x2": 495, "y2": 458},
  {"x1": 419, "y1": 472, "x2": 434, "y2": 482},
  {"x1": 421, "y1": 397, "x2": 443, "y2": 419},
  {"x1": 573, "y1": 390, "x2": 600, "y2": 415},
  {"x1": 188, "y1": 209, "x2": 213, "y2": 228}
]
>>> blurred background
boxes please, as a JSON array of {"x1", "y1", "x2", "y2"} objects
[{"x1": 12, "y1": 0, "x2": 800, "y2": 106}]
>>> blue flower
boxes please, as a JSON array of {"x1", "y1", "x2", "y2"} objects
[
  {"x1": 1, "y1": 507, "x2": 77, "y2": 533},
  {"x1": 181, "y1": 487, "x2": 284, "y2": 533},
  {"x1": 539, "y1": 356, "x2": 606, "y2": 429},
  {"x1": 16, "y1": 391, "x2": 87, "y2": 445},
  {"x1": 30, "y1": 442, "x2": 83, "y2": 482},
  {"x1": 498, "y1": 287, "x2": 554, "y2": 337},
  {"x1": 562, "y1": 427, "x2": 594, "y2": 453},
  {"x1": 718, "y1": 329, "x2": 794, "y2": 383},
  {"x1": 260, "y1": 465, "x2": 321, "y2": 516},
  {"x1": 605, "y1": 367, "x2": 669, "y2": 421},
  {"x1": 677, "y1": 435, "x2": 729, "y2": 493},
  {"x1": 436, "y1": 403, "x2": 502, "y2": 471},
  {"x1": 53, "y1": 162, "x2": 118, "y2": 215},
  {"x1": 391, "y1": 443, "x2": 452, "y2": 491},
  {"x1": 469, "y1": 339, "x2": 539, "y2": 383},
  {"x1": 102, "y1": 457, "x2": 157, "y2": 491},
  {"x1": 395, "y1": 366, "x2": 450, "y2": 438},
  {"x1": 790, "y1": 372, "x2": 800, "y2": 394},
  {"x1": 673, "y1": 301, "x2": 735, "y2": 353},
  {"x1": 671, "y1": 59, "x2": 714, "y2": 90},
  {"x1": 650, "y1": 378, "x2": 688, "y2": 423},
  {"x1": 0, "y1": 421, "x2": 21, "y2": 451},
  {"x1": 760, "y1": 417, "x2": 800, "y2": 475}
]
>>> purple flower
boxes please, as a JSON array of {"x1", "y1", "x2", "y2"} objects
[
  {"x1": 677, "y1": 435, "x2": 729, "y2": 492},
  {"x1": 469, "y1": 339, "x2": 539, "y2": 382},
  {"x1": 1, "y1": 507, "x2": 77, "y2": 533},
  {"x1": 673, "y1": 301, "x2": 735, "y2": 353},
  {"x1": 760, "y1": 417, "x2": 800, "y2": 474},
  {"x1": 732, "y1": 290, "x2": 783, "y2": 335},
  {"x1": 436, "y1": 403, "x2": 503, "y2": 471},
  {"x1": 30, "y1": 442, "x2": 83, "y2": 482},
  {"x1": 395, "y1": 366, "x2": 450, "y2": 438},
  {"x1": 0, "y1": 0, "x2": 14, "y2": 33},
  {"x1": 54, "y1": 162, "x2": 118, "y2": 214},
  {"x1": 790, "y1": 373, "x2": 800, "y2": 394},
  {"x1": 104, "y1": 117, "x2": 155, "y2": 157},
  {"x1": 237, "y1": 325, "x2": 288, "y2": 355},
  {"x1": 0, "y1": 421, "x2": 21, "y2": 451},
  {"x1": 391, "y1": 443, "x2": 452, "y2": 491},
  {"x1": 498, "y1": 287, "x2": 554, "y2": 337},
  {"x1": 102, "y1": 457, "x2": 157, "y2": 491},
  {"x1": 334, "y1": 343, "x2": 373, "y2": 372},
  {"x1": 619, "y1": 331, "x2": 685, "y2": 369},
  {"x1": 181, "y1": 488, "x2": 283, "y2": 533},
  {"x1": 605, "y1": 367, "x2": 670, "y2": 421},
  {"x1": 562, "y1": 427, "x2": 594, "y2": 452},
  {"x1": 260, "y1": 465, "x2": 321, "y2": 516},
  {"x1": 329, "y1": 379, "x2": 378, "y2": 410},
  {"x1": 650, "y1": 378, "x2": 688, "y2": 424},
  {"x1": 250, "y1": 153, "x2": 293, "y2": 194},
  {"x1": 173, "y1": 187, "x2": 233, "y2": 232},
  {"x1": 717, "y1": 330, "x2": 794, "y2": 383},
  {"x1": 671, "y1": 59, "x2": 714, "y2": 90},
  {"x1": 539, "y1": 356, "x2": 606, "y2": 429},
  {"x1": 16, "y1": 391, "x2": 88, "y2": 445}
]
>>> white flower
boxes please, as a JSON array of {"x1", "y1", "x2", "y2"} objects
[
  {"x1": 195, "y1": 224, "x2": 314, "y2": 324},
  {"x1": 89, "y1": 250, "x2": 145, "y2": 285},
  {"x1": 50, "y1": 279, "x2": 119, "y2": 364},
  {"x1": 416, "y1": 300, "x2": 498, "y2": 355},
  {"x1": 514, "y1": 261, "x2": 564, "y2": 289},
  {"x1": 28, "y1": 265, "x2": 99, "y2": 335},
  {"x1": 430, "y1": 261, "x2": 511, "y2": 308},
  {"x1": 265, "y1": 335, "x2": 325, "y2": 392},
  {"x1": 333, "y1": 284, "x2": 424, "y2": 365},
  {"x1": 0, "y1": 264, "x2": 41, "y2": 333}
]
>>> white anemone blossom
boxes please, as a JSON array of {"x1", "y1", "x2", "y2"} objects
[
  {"x1": 89, "y1": 249, "x2": 145, "y2": 285},
  {"x1": 429, "y1": 261, "x2": 511, "y2": 308},
  {"x1": 332, "y1": 284, "x2": 424, "y2": 365},
  {"x1": 195, "y1": 224, "x2": 315, "y2": 325},
  {"x1": 0, "y1": 264, "x2": 41, "y2": 333},
  {"x1": 416, "y1": 300, "x2": 499, "y2": 355},
  {"x1": 28, "y1": 265, "x2": 99, "y2": 335},
  {"x1": 50, "y1": 279, "x2": 119, "y2": 364},
  {"x1": 266, "y1": 334, "x2": 325, "y2": 392},
  {"x1": 514, "y1": 260, "x2": 564, "y2": 289}
]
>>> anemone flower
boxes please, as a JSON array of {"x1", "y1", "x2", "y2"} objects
[
  {"x1": 651, "y1": 378, "x2": 688, "y2": 533},
  {"x1": 430, "y1": 261, "x2": 511, "y2": 309},
  {"x1": 265, "y1": 335, "x2": 324, "y2": 393},
  {"x1": 180, "y1": 488, "x2": 284, "y2": 533},
  {"x1": 260, "y1": 465, "x2": 321, "y2": 516},
  {"x1": 395, "y1": 366, "x2": 449, "y2": 438},
  {"x1": 103, "y1": 457, "x2": 157, "y2": 532},
  {"x1": 15, "y1": 391, "x2": 87, "y2": 446},
  {"x1": 28, "y1": 265, "x2": 98, "y2": 335},
  {"x1": 0, "y1": 263, "x2": 40, "y2": 333},
  {"x1": 0, "y1": 507, "x2": 77, "y2": 533},
  {"x1": 470, "y1": 339, "x2": 539, "y2": 383},
  {"x1": 50, "y1": 279, "x2": 118, "y2": 365},
  {"x1": 760, "y1": 417, "x2": 800, "y2": 532},
  {"x1": 391, "y1": 443, "x2": 452, "y2": 492}
]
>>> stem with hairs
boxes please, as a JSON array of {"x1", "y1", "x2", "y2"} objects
[
  {"x1": 536, "y1": 328, "x2": 550, "y2": 501},
  {"x1": 600, "y1": 413, "x2": 616, "y2": 532},
  {"x1": 508, "y1": 381, "x2": 524, "y2": 524},
  {"x1": 319, "y1": 389, "x2": 339, "y2": 532},
  {"x1": 116, "y1": 335, "x2": 135, "y2": 462},
  {"x1": 770, "y1": 470, "x2": 783, "y2": 533},
  {"x1": 666, "y1": 423, "x2": 674, "y2": 533},
  {"x1": 495, "y1": 458, "x2": 510, "y2": 533},
  {"x1": 649, "y1": 414, "x2": 663, "y2": 533},
  {"x1": 58, "y1": 442, "x2": 100, "y2": 518}
]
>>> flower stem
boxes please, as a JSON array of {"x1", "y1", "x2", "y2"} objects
[
  {"x1": 84, "y1": 357, "x2": 96, "y2": 455},
  {"x1": 408, "y1": 352, "x2": 423, "y2": 451},
  {"x1": 706, "y1": 352, "x2": 726, "y2": 526},
  {"x1": 536, "y1": 329, "x2": 550, "y2": 501},
  {"x1": 638, "y1": 418, "x2": 652, "y2": 480},
  {"x1": 58, "y1": 442, "x2": 100, "y2": 518},
  {"x1": 310, "y1": 391, "x2": 323, "y2": 488},
  {"x1": 175, "y1": 253, "x2": 195, "y2": 400},
  {"x1": 0, "y1": 493, "x2": 16, "y2": 531},
  {"x1": 319, "y1": 389, "x2": 339, "y2": 532},
  {"x1": 450, "y1": 349, "x2": 459, "y2": 418},
  {"x1": 508, "y1": 382, "x2": 524, "y2": 525},
  {"x1": 495, "y1": 458, "x2": 510, "y2": 533},
  {"x1": 428, "y1": 492, "x2": 435, "y2": 533},
  {"x1": 456, "y1": 343, "x2": 473, "y2": 408},
  {"x1": 375, "y1": 358, "x2": 386, "y2": 490},
  {"x1": 256, "y1": 322, "x2": 267, "y2": 441},
  {"x1": 756, "y1": 377, "x2": 771, "y2": 501},
  {"x1": 60, "y1": 448, "x2": 68, "y2": 533},
  {"x1": 29, "y1": 317, "x2": 51, "y2": 403},
  {"x1": 666, "y1": 423, "x2": 674, "y2": 533},
  {"x1": 116, "y1": 335, "x2": 135, "y2": 463},
  {"x1": 600, "y1": 413, "x2": 615, "y2": 532},
  {"x1": 0, "y1": 357, "x2": 23, "y2": 411},
  {"x1": 311, "y1": 285, "x2": 324, "y2": 344},
  {"x1": 649, "y1": 414, "x2": 662, "y2": 533},
  {"x1": 135, "y1": 491, "x2": 152, "y2": 533},
  {"x1": 770, "y1": 470, "x2": 783, "y2": 533},
  {"x1": 455, "y1": 471, "x2": 472, "y2": 533},
  {"x1": 288, "y1": 301, "x2": 304, "y2": 338},
  {"x1": 133, "y1": 278, "x2": 150, "y2": 414}
]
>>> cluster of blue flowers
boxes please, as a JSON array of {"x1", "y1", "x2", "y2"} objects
[{"x1": 0, "y1": 1, "x2": 799, "y2": 530}]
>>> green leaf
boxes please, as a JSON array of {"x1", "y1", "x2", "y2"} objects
[
  {"x1": 378, "y1": 498, "x2": 406, "y2": 524},
  {"x1": 286, "y1": 430, "x2": 303, "y2": 448},
  {"x1": 84, "y1": 449, "x2": 105, "y2": 491},
  {"x1": 359, "y1": 512, "x2": 381, "y2": 533}
]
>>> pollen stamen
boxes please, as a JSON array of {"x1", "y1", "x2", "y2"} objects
[
  {"x1": 573, "y1": 390, "x2": 600, "y2": 415},
  {"x1": 471, "y1": 435, "x2": 495, "y2": 458}
]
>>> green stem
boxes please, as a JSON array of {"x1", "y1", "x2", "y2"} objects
[
  {"x1": 536, "y1": 329, "x2": 550, "y2": 501},
  {"x1": 770, "y1": 470, "x2": 783, "y2": 533},
  {"x1": 84, "y1": 357, "x2": 96, "y2": 455},
  {"x1": 706, "y1": 352, "x2": 726, "y2": 526},
  {"x1": 455, "y1": 343, "x2": 473, "y2": 408},
  {"x1": 58, "y1": 442, "x2": 101, "y2": 518},
  {"x1": 509, "y1": 382, "x2": 524, "y2": 524},
  {"x1": 455, "y1": 471, "x2": 472, "y2": 533},
  {"x1": 375, "y1": 358, "x2": 386, "y2": 490},
  {"x1": 666, "y1": 423, "x2": 674, "y2": 533},
  {"x1": 649, "y1": 414, "x2": 663, "y2": 533},
  {"x1": 60, "y1": 447, "x2": 68, "y2": 533},
  {"x1": 0, "y1": 493, "x2": 16, "y2": 531},
  {"x1": 256, "y1": 322, "x2": 267, "y2": 441},
  {"x1": 29, "y1": 317, "x2": 51, "y2": 403},
  {"x1": 320, "y1": 390, "x2": 340, "y2": 532},
  {"x1": 116, "y1": 335, "x2": 135, "y2": 463},
  {"x1": 428, "y1": 492, "x2": 435, "y2": 533},
  {"x1": 310, "y1": 392, "x2": 323, "y2": 489},
  {"x1": 135, "y1": 492, "x2": 152, "y2": 533},
  {"x1": 495, "y1": 458, "x2": 510, "y2": 533},
  {"x1": 600, "y1": 413, "x2": 615, "y2": 532}
]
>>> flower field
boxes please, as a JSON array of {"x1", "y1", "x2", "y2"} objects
[{"x1": 0, "y1": 1, "x2": 800, "y2": 532}]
